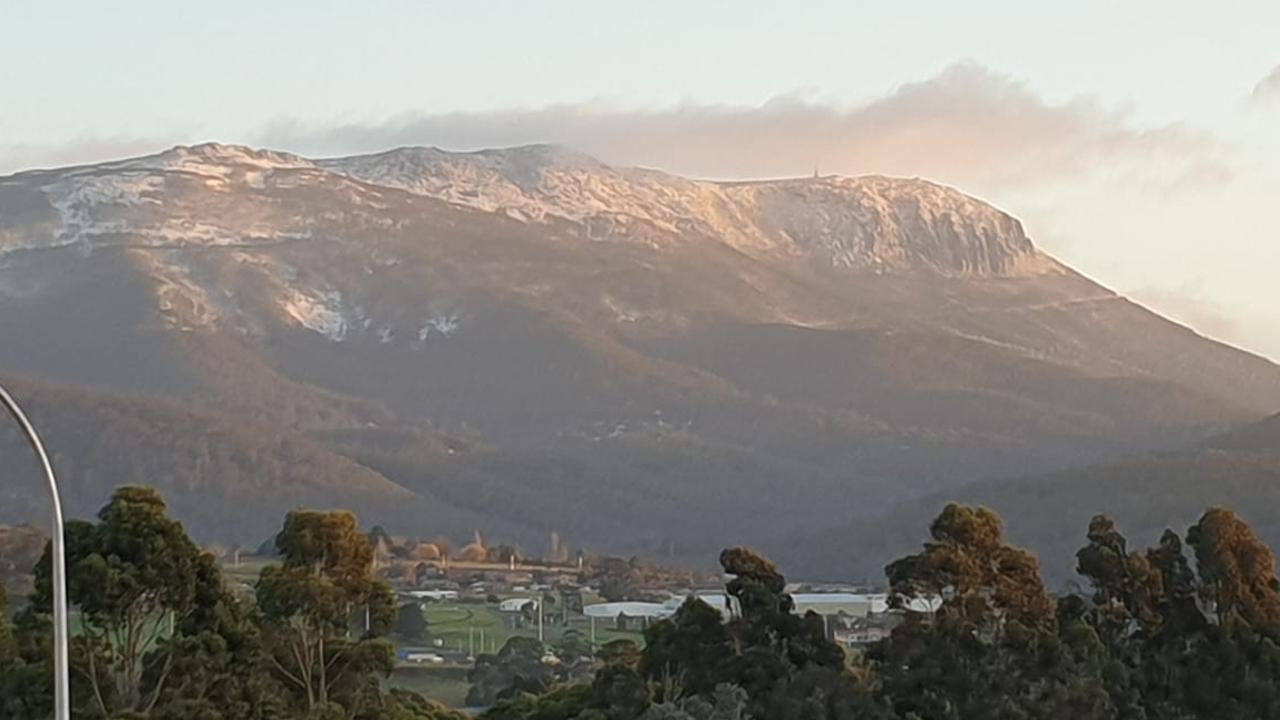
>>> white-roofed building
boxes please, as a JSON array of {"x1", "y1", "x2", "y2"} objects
[
  {"x1": 791, "y1": 593, "x2": 873, "y2": 618},
  {"x1": 583, "y1": 601, "x2": 670, "y2": 619},
  {"x1": 406, "y1": 589, "x2": 459, "y2": 601},
  {"x1": 498, "y1": 597, "x2": 538, "y2": 613}
]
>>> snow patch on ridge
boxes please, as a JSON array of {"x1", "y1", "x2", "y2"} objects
[
  {"x1": 117, "y1": 143, "x2": 314, "y2": 178},
  {"x1": 418, "y1": 313, "x2": 463, "y2": 343},
  {"x1": 38, "y1": 173, "x2": 164, "y2": 249},
  {"x1": 24, "y1": 150, "x2": 316, "y2": 254},
  {"x1": 134, "y1": 252, "x2": 222, "y2": 331},
  {"x1": 281, "y1": 288, "x2": 348, "y2": 341}
]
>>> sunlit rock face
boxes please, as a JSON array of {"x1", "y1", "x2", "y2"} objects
[{"x1": 321, "y1": 144, "x2": 1059, "y2": 277}]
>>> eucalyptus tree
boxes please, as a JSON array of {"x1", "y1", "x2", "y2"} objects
[
  {"x1": 256, "y1": 510, "x2": 397, "y2": 716},
  {"x1": 28, "y1": 487, "x2": 227, "y2": 717}
]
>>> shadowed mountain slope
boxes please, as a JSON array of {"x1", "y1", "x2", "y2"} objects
[{"x1": 786, "y1": 412, "x2": 1280, "y2": 586}]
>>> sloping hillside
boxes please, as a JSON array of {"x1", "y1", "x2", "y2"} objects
[
  {"x1": 787, "y1": 413, "x2": 1280, "y2": 586},
  {"x1": 0, "y1": 376, "x2": 494, "y2": 543}
]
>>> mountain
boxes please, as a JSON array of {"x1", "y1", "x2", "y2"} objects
[
  {"x1": 787, "y1": 412, "x2": 1280, "y2": 586},
  {"x1": 1, "y1": 142, "x2": 1278, "y2": 558},
  {"x1": 0, "y1": 375, "x2": 501, "y2": 540},
  {"x1": 317, "y1": 145, "x2": 1057, "y2": 277},
  {"x1": 1201, "y1": 411, "x2": 1280, "y2": 452}
]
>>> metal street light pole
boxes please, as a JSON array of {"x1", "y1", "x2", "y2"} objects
[{"x1": 0, "y1": 385, "x2": 71, "y2": 720}]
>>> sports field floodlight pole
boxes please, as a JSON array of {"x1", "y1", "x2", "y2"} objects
[{"x1": 0, "y1": 384, "x2": 71, "y2": 720}]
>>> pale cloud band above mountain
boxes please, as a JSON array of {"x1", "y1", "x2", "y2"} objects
[
  {"x1": 0, "y1": 63, "x2": 1233, "y2": 193},
  {"x1": 258, "y1": 63, "x2": 1230, "y2": 193}
]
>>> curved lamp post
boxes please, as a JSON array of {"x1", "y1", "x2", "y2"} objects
[{"x1": 0, "y1": 385, "x2": 70, "y2": 720}]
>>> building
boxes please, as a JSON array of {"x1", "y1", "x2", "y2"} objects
[
  {"x1": 405, "y1": 589, "x2": 459, "y2": 601},
  {"x1": 583, "y1": 601, "x2": 671, "y2": 620},
  {"x1": 403, "y1": 651, "x2": 445, "y2": 664},
  {"x1": 791, "y1": 593, "x2": 873, "y2": 618},
  {"x1": 657, "y1": 592, "x2": 873, "y2": 620},
  {"x1": 498, "y1": 597, "x2": 538, "y2": 613},
  {"x1": 660, "y1": 592, "x2": 736, "y2": 618}
]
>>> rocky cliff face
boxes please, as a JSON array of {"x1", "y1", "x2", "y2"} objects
[{"x1": 320, "y1": 144, "x2": 1059, "y2": 277}]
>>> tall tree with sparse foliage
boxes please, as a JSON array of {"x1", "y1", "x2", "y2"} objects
[{"x1": 256, "y1": 510, "x2": 399, "y2": 717}]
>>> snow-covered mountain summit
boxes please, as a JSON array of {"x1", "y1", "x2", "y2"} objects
[
  {"x1": 321, "y1": 144, "x2": 1059, "y2": 277},
  {"x1": 118, "y1": 142, "x2": 316, "y2": 175},
  {"x1": 3, "y1": 141, "x2": 1056, "y2": 278}
]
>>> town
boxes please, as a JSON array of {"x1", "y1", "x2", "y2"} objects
[{"x1": 211, "y1": 527, "x2": 922, "y2": 708}]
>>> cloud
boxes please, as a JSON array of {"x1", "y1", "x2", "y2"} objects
[
  {"x1": 1250, "y1": 65, "x2": 1280, "y2": 106},
  {"x1": 260, "y1": 62, "x2": 1230, "y2": 191},
  {"x1": 0, "y1": 136, "x2": 170, "y2": 176}
]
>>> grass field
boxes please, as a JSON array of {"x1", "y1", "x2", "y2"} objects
[
  {"x1": 420, "y1": 601, "x2": 646, "y2": 656},
  {"x1": 400, "y1": 601, "x2": 647, "y2": 707},
  {"x1": 421, "y1": 603, "x2": 512, "y2": 655}
]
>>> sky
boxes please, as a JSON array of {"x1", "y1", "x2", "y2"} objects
[{"x1": 2, "y1": 0, "x2": 1278, "y2": 359}]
